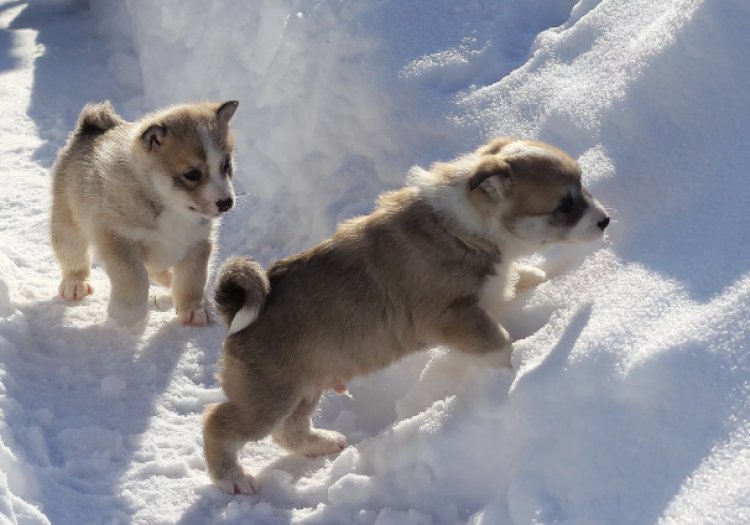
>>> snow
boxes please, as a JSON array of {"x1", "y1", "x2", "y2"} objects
[{"x1": 1, "y1": 0, "x2": 749, "y2": 524}]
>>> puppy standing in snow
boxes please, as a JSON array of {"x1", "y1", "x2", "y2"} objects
[
  {"x1": 205, "y1": 137, "x2": 610, "y2": 494},
  {"x1": 50, "y1": 100, "x2": 239, "y2": 327}
]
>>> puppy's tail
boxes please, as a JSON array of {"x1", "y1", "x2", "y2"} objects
[
  {"x1": 214, "y1": 256, "x2": 270, "y2": 336},
  {"x1": 76, "y1": 101, "x2": 125, "y2": 135}
]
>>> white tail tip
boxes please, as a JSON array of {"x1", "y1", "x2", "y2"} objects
[{"x1": 228, "y1": 305, "x2": 259, "y2": 335}]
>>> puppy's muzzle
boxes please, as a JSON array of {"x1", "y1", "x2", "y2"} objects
[{"x1": 597, "y1": 217, "x2": 610, "y2": 230}]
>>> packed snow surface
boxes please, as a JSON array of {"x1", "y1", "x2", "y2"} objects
[{"x1": 1, "y1": 0, "x2": 749, "y2": 523}]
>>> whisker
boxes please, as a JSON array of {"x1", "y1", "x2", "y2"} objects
[{"x1": 234, "y1": 191, "x2": 256, "y2": 199}]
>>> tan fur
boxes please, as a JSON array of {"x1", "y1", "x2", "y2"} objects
[
  {"x1": 204, "y1": 137, "x2": 610, "y2": 494},
  {"x1": 50, "y1": 100, "x2": 239, "y2": 326}
]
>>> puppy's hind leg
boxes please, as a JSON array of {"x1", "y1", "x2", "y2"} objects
[
  {"x1": 50, "y1": 197, "x2": 93, "y2": 300},
  {"x1": 203, "y1": 381, "x2": 298, "y2": 494},
  {"x1": 272, "y1": 391, "x2": 347, "y2": 457}
]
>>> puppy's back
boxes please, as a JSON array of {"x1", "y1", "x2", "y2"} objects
[{"x1": 232, "y1": 188, "x2": 497, "y2": 378}]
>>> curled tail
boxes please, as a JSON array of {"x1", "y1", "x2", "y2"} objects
[
  {"x1": 76, "y1": 101, "x2": 125, "y2": 135},
  {"x1": 214, "y1": 256, "x2": 270, "y2": 335}
]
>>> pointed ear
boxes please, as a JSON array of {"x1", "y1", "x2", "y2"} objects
[
  {"x1": 217, "y1": 100, "x2": 239, "y2": 125},
  {"x1": 468, "y1": 157, "x2": 512, "y2": 197},
  {"x1": 141, "y1": 124, "x2": 167, "y2": 152}
]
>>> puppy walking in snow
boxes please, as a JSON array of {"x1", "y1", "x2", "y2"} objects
[
  {"x1": 50, "y1": 100, "x2": 239, "y2": 327},
  {"x1": 204, "y1": 137, "x2": 610, "y2": 494}
]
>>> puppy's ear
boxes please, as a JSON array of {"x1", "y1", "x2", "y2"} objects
[
  {"x1": 141, "y1": 124, "x2": 167, "y2": 152},
  {"x1": 217, "y1": 100, "x2": 239, "y2": 125},
  {"x1": 468, "y1": 157, "x2": 512, "y2": 198},
  {"x1": 476, "y1": 137, "x2": 516, "y2": 156}
]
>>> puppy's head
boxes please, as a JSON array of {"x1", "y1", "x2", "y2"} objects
[
  {"x1": 413, "y1": 137, "x2": 609, "y2": 248},
  {"x1": 467, "y1": 138, "x2": 610, "y2": 245},
  {"x1": 135, "y1": 101, "x2": 238, "y2": 219}
]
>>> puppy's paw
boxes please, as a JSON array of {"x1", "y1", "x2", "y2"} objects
[
  {"x1": 297, "y1": 430, "x2": 347, "y2": 458},
  {"x1": 58, "y1": 279, "x2": 93, "y2": 301},
  {"x1": 108, "y1": 299, "x2": 148, "y2": 328},
  {"x1": 515, "y1": 265, "x2": 547, "y2": 291},
  {"x1": 177, "y1": 307, "x2": 209, "y2": 326},
  {"x1": 214, "y1": 470, "x2": 258, "y2": 495},
  {"x1": 485, "y1": 322, "x2": 511, "y2": 353},
  {"x1": 477, "y1": 324, "x2": 513, "y2": 368}
]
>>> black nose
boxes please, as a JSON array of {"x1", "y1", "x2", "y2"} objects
[
  {"x1": 598, "y1": 217, "x2": 611, "y2": 230},
  {"x1": 216, "y1": 198, "x2": 233, "y2": 213}
]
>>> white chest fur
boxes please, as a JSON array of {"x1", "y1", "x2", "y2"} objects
[{"x1": 140, "y1": 209, "x2": 212, "y2": 271}]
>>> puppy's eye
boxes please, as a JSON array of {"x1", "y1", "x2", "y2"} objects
[
  {"x1": 223, "y1": 156, "x2": 233, "y2": 176},
  {"x1": 557, "y1": 195, "x2": 574, "y2": 214},
  {"x1": 183, "y1": 169, "x2": 202, "y2": 182}
]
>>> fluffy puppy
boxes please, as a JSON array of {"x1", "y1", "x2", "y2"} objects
[
  {"x1": 204, "y1": 137, "x2": 610, "y2": 494},
  {"x1": 50, "y1": 100, "x2": 239, "y2": 327}
]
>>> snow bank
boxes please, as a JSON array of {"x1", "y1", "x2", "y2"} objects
[
  {"x1": 0, "y1": 0, "x2": 748, "y2": 523},
  {"x1": 95, "y1": 0, "x2": 578, "y2": 260}
]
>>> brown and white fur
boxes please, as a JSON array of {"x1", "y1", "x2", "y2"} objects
[
  {"x1": 204, "y1": 137, "x2": 610, "y2": 494},
  {"x1": 50, "y1": 100, "x2": 239, "y2": 327}
]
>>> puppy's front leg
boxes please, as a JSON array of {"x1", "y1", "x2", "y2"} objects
[
  {"x1": 51, "y1": 197, "x2": 93, "y2": 301},
  {"x1": 172, "y1": 239, "x2": 211, "y2": 326},
  {"x1": 96, "y1": 231, "x2": 149, "y2": 327},
  {"x1": 438, "y1": 298, "x2": 512, "y2": 368}
]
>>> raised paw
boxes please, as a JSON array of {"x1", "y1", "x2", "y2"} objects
[
  {"x1": 177, "y1": 307, "x2": 209, "y2": 326},
  {"x1": 58, "y1": 279, "x2": 93, "y2": 301},
  {"x1": 515, "y1": 264, "x2": 547, "y2": 291},
  {"x1": 298, "y1": 429, "x2": 347, "y2": 458},
  {"x1": 214, "y1": 470, "x2": 258, "y2": 495}
]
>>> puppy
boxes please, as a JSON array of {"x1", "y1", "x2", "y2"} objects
[
  {"x1": 204, "y1": 137, "x2": 610, "y2": 494},
  {"x1": 50, "y1": 100, "x2": 239, "y2": 327}
]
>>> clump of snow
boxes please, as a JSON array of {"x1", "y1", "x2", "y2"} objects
[{"x1": 0, "y1": 0, "x2": 749, "y2": 524}]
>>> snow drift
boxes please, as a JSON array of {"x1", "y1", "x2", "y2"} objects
[{"x1": 0, "y1": 0, "x2": 749, "y2": 523}]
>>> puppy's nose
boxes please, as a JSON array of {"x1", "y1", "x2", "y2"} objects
[
  {"x1": 216, "y1": 198, "x2": 234, "y2": 213},
  {"x1": 597, "y1": 217, "x2": 611, "y2": 230}
]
